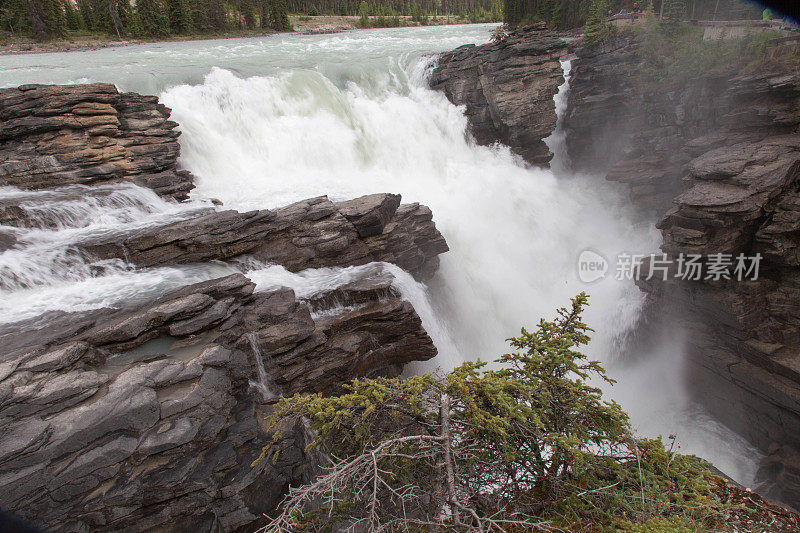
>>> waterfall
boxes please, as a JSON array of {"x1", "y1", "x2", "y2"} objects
[
  {"x1": 544, "y1": 57, "x2": 574, "y2": 174},
  {"x1": 247, "y1": 332, "x2": 276, "y2": 402},
  {"x1": 0, "y1": 25, "x2": 763, "y2": 485},
  {"x1": 161, "y1": 44, "x2": 764, "y2": 484}
]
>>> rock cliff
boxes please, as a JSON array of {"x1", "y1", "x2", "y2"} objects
[
  {"x1": 429, "y1": 24, "x2": 569, "y2": 166},
  {"x1": 430, "y1": 24, "x2": 800, "y2": 508},
  {"x1": 564, "y1": 36, "x2": 800, "y2": 506},
  {"x1": 0, "y1": 84, "x2": 449, "y2": 531},
  {"x1": 564, "y1": 37, "x2": 800, "y2": 214}
]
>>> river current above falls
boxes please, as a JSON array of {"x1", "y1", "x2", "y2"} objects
[{"x1": 0, "y1": 24, "x2": 763, "y2": 485}]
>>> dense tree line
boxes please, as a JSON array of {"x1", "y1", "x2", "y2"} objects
[
  {"x1": 504, "y1": 0, "x2": 766, "y2": 29},
  {"x1": 0, "y1": 0, "x2": 767, "y2": 41},
  {"x1": 1, "y1": 0, "x2": 501, "y2": 41},
  {"x1": 0, "y1": 0, "x2": 292, "y2": 40},
  {"x1": 289, "y1": 0, "x2": 499, "y2": 17}
]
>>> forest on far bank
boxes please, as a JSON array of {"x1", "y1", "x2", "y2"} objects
[
  {"x1": 0, "y1": 0, "x2": 774, "y2": 43},
  {"x1": 0, "y1": 0, "x2": 502, "y2": 41},
  {"x1": 504, "y1": 0, "x2": 767, "y2": 30}
]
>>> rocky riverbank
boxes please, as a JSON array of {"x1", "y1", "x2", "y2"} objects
[
  {"x1": 0, "y1": 83, "x2": 448, "y2": 531},
  {"x1": 430, "y1": 24, "x2": 800, "y2": 509}
]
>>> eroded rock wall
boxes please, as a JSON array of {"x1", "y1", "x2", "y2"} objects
[
  {"x1": 429, "y1": 24, "x2": 569, "y2": 166},
  {"x1": 0, "y1": 269, "x2": 436, "y2": 531},
  {"x1": 564, "y1": 38, "x2": 800, "y2": 214},
  {"x1": 565, "y1": 36, "x2": 800, "y2": 505}
]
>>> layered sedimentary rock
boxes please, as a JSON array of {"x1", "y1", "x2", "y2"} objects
[
  {"x1": 429, "y1": 24, "x2": 569, "y2": 165},
  {"x1": 0, "y1": 189, "x2": 447, "y2": 282},
  {"x1": 564, "y1": 37, "x2": 800, "y2": 214},
  {"x1": 0, "y1": 269, "x2": 436, "y2": 531},
  {"x1": 0, "y1": 83, "x2": 450, "y2": 531},
  {"x1": 564, "y1": 35, "x2": 800, "y2": 506},
  {"x1": 0, "y1": 83, "x2": 194, "y2": 199}
]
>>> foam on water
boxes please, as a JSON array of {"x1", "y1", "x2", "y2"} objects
[
  {"x1": 1, "y1": 183, "x2": 200, "y2": 231},
  {"x1": 0, "y1": 261, "x2": 238, "y2": 326},
  {"x1": 0, "y1": 183, "x2": 219, "y2": 322}
]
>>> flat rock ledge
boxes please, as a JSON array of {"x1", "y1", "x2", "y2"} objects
[{"x1": 77, "y1": 192, "x2": 449, "y2": 282}]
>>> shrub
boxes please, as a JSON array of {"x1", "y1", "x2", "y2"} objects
[{"x1": 257, "y1": 294, "x2": 741, "y2": 532}]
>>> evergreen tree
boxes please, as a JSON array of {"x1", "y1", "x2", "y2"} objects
[
  {"x1": 357, "y1": 0, "x2": 368, "y2": 26},
  {"x1": 107, "y1": 0, "x2": 130, "y2": 37},
  {"x1": 188, "y1": 0, "x2": 209, "y2": 32},
  {"x1": 205, "y1": 0, "x2": 226, "y2": 31},
  {"x1": 503, "y1": 0, "x2": 524, "y2": 27},
  {"x1": 0, "y1": 0, "x2": 30, "y2": 37},
  {"x1": 134, "y1": 0, "x2": 169, "y2": 36},
  {"x1": 241, "y1": 0, "x2": 256, "y2": 29},
  {"x1": 25, "y1": 0, "x2": 67, "y2": 40},
  {"x1": 260, "y1": 294, "x2": 752, "y2": 531},
  {"x1": 258, "y1": 0, "x2": 269, "y2": 28},
  {"x1": 583, "y1": 0, "x2": 616, "y2": 45},
  {"x1": 78, "y1": 0, "x2": 119, "y2": 34},
  {"x1": 662, "y1": 0, "x2": 687, "y2": 21},
  {"x1": 267, "y1": 0, "x2": 289, "y2": 30},
  {"x1": 166, "y1": 0, "x2": 192, "y2": 33},
  {"x1": 63, "y1": 0, "x2": 84, "y2": 29},
  {"x1": 76, "y1": 0, "x2": 93, "y2": 29}
]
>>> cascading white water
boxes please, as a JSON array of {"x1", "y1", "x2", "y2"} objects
[
  {"x1": 0, "y1": 25, "x2": 762, "y2": 484},
  {"x1": 160, "y1": 38, "x2": 762, "y2": 484},
  {"x1": 0, "y1": 183, "x2": 229, "y2": 324},
  {"x1": 247, "y1": 331, "x2": 277, "y2": 401},
  {"x1": 1, "y1": 183, "x2": 199, "y2": 231},
  {"x1": 246, "y1": 261, "x2": 458, "y2": 363},
  {"x1": 161, "y1": 50, "x2": 658, "y2": 375}
]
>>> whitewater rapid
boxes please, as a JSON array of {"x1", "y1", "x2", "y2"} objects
[{"x1": 0, "y1": 25, "x2": 762, "y2": 484}]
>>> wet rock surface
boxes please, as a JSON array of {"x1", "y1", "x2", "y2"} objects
[
  {"x1": 0, "y1": 84, "x2": 449, "y2": 531},
  {"x1": 0, "y1": 270, "x2": 437, "y2": 531},
  {"x1": 429, "y1": 24, "x2": 569, "y2": 166},
  {"x1": 564, "y1": 38, "x2": 800, "y2": 215},
  {"x1": 76, "y1": 194, "x2": 447, "y2": 281}
]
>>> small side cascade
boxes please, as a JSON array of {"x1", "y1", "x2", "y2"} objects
[
  {"x1": 247, "y1": 331, "x2": 277, "y2": 402},
  {"x1": 544, "y1": 57, "x2": 575, "y2": 175}
]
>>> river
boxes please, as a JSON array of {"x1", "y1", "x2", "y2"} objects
[{"x1": 0, "y1": 24, "x2": 762, "y2": 485}]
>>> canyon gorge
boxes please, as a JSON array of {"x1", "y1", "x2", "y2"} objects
[{"x1": 1, "y1": 21, "x2": 799, "y2": 530}]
